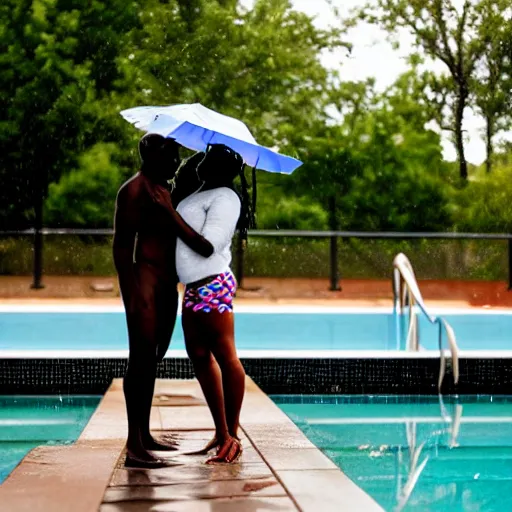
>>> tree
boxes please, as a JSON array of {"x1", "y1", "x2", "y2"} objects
[
  {"x1": 354, "y1": 0, "x2": 492, "y2": 180},
  {"x1": 119, "y1": 0, "x2": 347, "y2": 227},
  {"x1": 0, "y1": 0, "x2": 139, "y2": 228},
  {"x1": 472, "y1": 0, "x2": 512, "y2": 173},
  {"x1": 287, "y1": 73, "x2": 453, "y2": 232},
  {"x1": 121, "y1": 0, "x2": 345, "y2": 148}
]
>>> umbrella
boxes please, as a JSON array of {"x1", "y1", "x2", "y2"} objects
[{"x1": 120, "y1": 103, "x2": 302, "y2": 175}]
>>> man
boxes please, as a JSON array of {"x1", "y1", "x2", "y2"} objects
[{"x1": 113, "y1": 134, "x2": 214, "y2": 468}]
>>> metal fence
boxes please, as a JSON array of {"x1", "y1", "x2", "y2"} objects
[{"x1": 1, "y1": 228, "x2": 512, "y2": 290}]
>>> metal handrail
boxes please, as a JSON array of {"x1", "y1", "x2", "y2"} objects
[
  {"x1": 2, "y1": 228, "x2": 512, "y2": 292},
  {"x1": 2, "y1": 228, "x2": 512, "y2": 239},
  {"x1": 393, "y1": 253, "x2": 460, "y2": 391}
]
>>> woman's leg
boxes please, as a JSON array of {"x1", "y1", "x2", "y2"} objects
[
  {"x1": 207, "y1": 311, "x2": 246, "y2": 439},
  {"x1": 182, "y1": 308, "x2": 230, "y2": 445}
]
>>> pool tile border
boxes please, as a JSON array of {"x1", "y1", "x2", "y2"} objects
[{"x1": 1, "y1": 356, "x2": 508, "y2": 395}]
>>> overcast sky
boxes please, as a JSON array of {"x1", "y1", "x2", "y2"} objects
[{"x1": 240, "y1": 0, "x2": 512, "y2": 164}]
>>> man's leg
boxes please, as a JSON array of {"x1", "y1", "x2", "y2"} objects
[
  {"x1": 124, "y1": 312, "x2": 160, "y2": 463},
  {"x1": 140, "y1": 285, "x2": 180, "y2": 451},
  {"x1": 123, "y1": 267, "x2": 172, "y2": 467}
]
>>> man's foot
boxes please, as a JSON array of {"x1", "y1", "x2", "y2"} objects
[
  {"x1": 205, "y1": 437, "x2": 243, "y2": 464},
  {"x1": 142, "y1": 433, "x2": 180, "y2": 451},
  {"x1": 125, "y1": 451, "x2": 176, "y2": 469},
  {"x1": 186, "y1": 436, "x2": 219, "y2": 455}
]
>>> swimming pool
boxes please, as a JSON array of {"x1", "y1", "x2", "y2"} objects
[
  {"x1": 1, "y1": 305, "x2": 512, "y2": 356},
  {"x1": 274, "y1": 395, "x2": 512, "y2": 512},
  {"x1": 0, "y1": 395, "x2": 100, "y2": 484}
]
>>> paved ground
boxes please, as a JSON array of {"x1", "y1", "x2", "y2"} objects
[{"x1": 1, "y1": 276, "x2": 512, "y2": 308}]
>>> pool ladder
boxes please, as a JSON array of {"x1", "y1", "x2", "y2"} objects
[
  {"x1": 392, "y1": 253, "x2": 460, "y2": 391},
  {"x1": 395, "y1": 399, "x2": 463, "y2": 512}
]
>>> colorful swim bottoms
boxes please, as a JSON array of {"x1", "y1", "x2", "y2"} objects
[{"x1": 183, "y1": 272, "x2": 236, "y2": 313}]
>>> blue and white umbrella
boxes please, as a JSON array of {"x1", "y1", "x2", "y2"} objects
[{"x1": 120, "y1": 103, "x2": 302, "y2": 174}]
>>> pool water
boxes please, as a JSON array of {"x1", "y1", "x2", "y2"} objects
[
  {"x1": 2, "y1": 310, "x2": 512, "y2": 351},
  {"x1": 273, "y1": 395, "x2": 512, "y2": 512},
  {"x1": 0, "y1": 396, "x2": 100, "y2": 484}
]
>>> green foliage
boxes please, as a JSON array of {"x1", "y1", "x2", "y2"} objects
[
  {"x1": 2, "y1": 0, "x2": 512, "y2": 285},
  {"x1": 0, "y1": 0, "x2": 139, "y2": 228},
  {"x1": 454, "y1": 158, "x2": 512, "y2": 232},
  {"x1": 257, "y1": 196, "x2": 329, "y2": 230},
  {"x1": 44, "y1": 143, "x2": 123, "y2": 227},
  {"x1": 122, "y1": 0, "x2": 344, "y2": 147},
  {"x1": 287, "y1": 72, "x2": 454, "y2": 232}
]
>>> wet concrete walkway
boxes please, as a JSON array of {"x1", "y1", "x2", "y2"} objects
[{"x1": 0, "y1": 378, "x2": 383, "y2": 511}]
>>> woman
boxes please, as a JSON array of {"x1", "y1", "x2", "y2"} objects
[{"x1": 175, "y1": 143, "x2": 254, "y2": 463}]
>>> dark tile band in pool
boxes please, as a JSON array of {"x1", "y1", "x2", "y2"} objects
[{"x1": 0, "y1": 358, "x2": 511, "y2": 395}]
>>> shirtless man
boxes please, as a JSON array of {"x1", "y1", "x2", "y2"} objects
[{"x1": 113, "y1": 134, "x2": 214, "y2": 468}]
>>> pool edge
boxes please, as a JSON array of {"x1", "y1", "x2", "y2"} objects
[
  {"x1": 0, "y1": 380, "x2": 125, "y2": 512},
  {"x1": 0, "y1": 378, "x2": 385, "y2": 511},
  {"x1": 241, "y1": 378, "x2": 386, "y2": 511}
]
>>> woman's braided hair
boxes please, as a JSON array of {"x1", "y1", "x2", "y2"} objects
[{"x1": 201, "y1": 144, "x2": 256, "y2": 245}]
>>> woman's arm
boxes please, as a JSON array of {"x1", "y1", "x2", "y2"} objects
[
  {"x1": 143, "y1": 177, "x2": 214, "y2": 258},
  {"x1": 201, "y1": 189, "x2": 241, "y2": 253}
]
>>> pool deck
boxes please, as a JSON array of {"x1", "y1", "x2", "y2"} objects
[
  {"x1": 2, "y1": 276, "x2": 512, "y2": 309},
  {"x1": 0, "y1": 378, "x2": 384, "y2": 512}
]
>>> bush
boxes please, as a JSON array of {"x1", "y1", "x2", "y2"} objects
[
  {"x1": 44, "y1": 143, "x2": 125, "y2": 228},
  {"x1": 257, "y1": 196, "x2": 329, "y2": 231},
  {"x1": 453, "y1": 161, "x2": 512, "y2": 233}
]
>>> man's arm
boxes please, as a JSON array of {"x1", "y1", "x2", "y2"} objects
[
  {"x1": 143, "y1": 177, "x2": 214, "y2": 258},
  {"x1": 113, "y1": 185, "x2": 141, "y2": 307}
]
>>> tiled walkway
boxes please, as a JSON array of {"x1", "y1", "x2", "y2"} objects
[{"x1": 0, "y1": 378, "x2": 383, "y2": 511}]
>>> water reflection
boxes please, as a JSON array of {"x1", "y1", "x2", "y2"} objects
[{"x1": 395, "y1": 399, "x2": 464, "y2": 511}]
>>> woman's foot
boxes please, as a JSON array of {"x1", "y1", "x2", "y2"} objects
[
  {"x1": 192, "y1": 432, "x2": 241, "y2": 456},
  {"x1": 142, "y1": 433, "x2": 180, "y2": 451},
  {"x1": 205, "y1": 437, "x2": 243, "y2": 464}
]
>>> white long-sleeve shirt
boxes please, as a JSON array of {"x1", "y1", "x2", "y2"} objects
[{"x1": 176, "y1": 187, "x2": 241, "y2": 285}]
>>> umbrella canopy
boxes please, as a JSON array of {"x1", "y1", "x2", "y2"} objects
[{"x1": 120, "y1": 103, "x2": 302, "y2": 174}]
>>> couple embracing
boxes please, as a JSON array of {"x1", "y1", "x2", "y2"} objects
[{"x1": 113, "y1": 134, "x2": 253, "y2": 468}]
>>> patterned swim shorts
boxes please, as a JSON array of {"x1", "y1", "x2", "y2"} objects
[{"x1": 183, "y1": 272, "x2": 236, "y2": 313}]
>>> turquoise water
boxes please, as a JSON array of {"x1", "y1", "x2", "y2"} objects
[
  {"x1": 273, "y1": 395, "x2": 512, "y2": 512},
  {"x1": 1, "y1": 311, "x2": 512, "y2": 351},
  {"x1": 0, "y1": 396, "x2": 100, "y2": 484}
]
